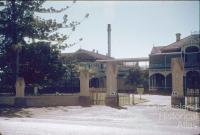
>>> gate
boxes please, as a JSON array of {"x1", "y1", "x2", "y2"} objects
[
  {"x1": 90, "y1": 88, "x2": 133, "y2": 106},
  {"x1": 118, "y1": 93, "x2": 132, "y2": 106},
  {"x1": 90, "y1": 88, "x2": 106, "y2": 105},
  {"x1": 185, "y1": 88, "x2": 200, "y2": 111}
]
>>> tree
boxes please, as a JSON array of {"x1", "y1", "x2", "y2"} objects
[
  {"x1": 20, "y1": 42, "x2": 66, "y2": 86},
  {"x1": 125, "y1": 65, "x2": 149, "y2": 93},
  {"x1": 0, "y1": 0, "x2": 89, "y2": 91}
]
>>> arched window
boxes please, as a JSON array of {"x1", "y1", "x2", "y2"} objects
[
  {"x1": 185, "y1": 46, "x2": 199, "y2": 64},
  {"x1": 90, "y1": 78, "x2": 99, "y2": 88},
  {"x1": 150, "y1": 73, "x2": 165, "y2": 89},
  {"x1": 186, "y1": 71, "x2": 200, "y2": 89},
  {"x1": 185, "y1": 46, "x2": 199, "y2": 53},
  {"x1": 166, "y1": 74, "x2": 172, "y2": 88}
]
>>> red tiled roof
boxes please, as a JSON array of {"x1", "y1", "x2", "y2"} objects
[
  {"x1": 61, "y1": 49, "x2": 114, "y2": 62},
  {"x1": 75, "y1": 49, "x2": 113, "y2": 60},
  {"x1": 150, "y1": 34, "x2": 200, "y2": 54},
  {"x1": 161, "y1": 34, "x2": 199, "y2": 52},
  {"x1": 150, "y1": 46, "x2": 164, "y2": 54}
]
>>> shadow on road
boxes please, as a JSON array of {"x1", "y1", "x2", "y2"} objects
[
  {"x1": 0, "y1": 105, "x2": 32, "y2": 118},
  {"x1": 109, "y1": 105, "x2": 127, "y2": 110}
]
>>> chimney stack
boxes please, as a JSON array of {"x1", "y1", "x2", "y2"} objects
[
  {"x1": 176, "y1": 33, "x2": 181, "y2": 42},
  {"x1": 107, "y1": 24, "x2": 111, "y2": 57}
]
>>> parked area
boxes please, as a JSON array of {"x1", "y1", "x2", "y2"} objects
[{"x1": 0, "y1": 95, "x2": 199, "y2": 135}]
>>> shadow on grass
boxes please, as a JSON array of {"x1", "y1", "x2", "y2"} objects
[{"x1": 0, "y1": 105, "x2": 32, "y2": 118}]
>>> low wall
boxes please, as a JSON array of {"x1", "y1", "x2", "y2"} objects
[
  {"x1": 0, "y1": 95, "x2": 80, "y2": 107},
  {"x1": 25, "y1": 95, "x2": 80, "y2": 107},
  {"x1": 0, "y1": 97, "x2": 15, "y2": 106}
]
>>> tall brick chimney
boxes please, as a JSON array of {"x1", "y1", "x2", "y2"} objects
[{"x1": 107, "y1": 24, "x2": 111, "y2": 57}]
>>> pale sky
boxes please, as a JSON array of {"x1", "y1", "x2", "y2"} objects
[{"x1": 41, "y1": 1, "x2": 199, "y2": 58}]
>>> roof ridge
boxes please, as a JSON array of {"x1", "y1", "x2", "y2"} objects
[
  {"x1": 76, "y1": 48, "x2": 114, "y2": 59},
  {"x1": 161, "y1": 35, "x2": 191, "y2": 50},
  {"x1": 160, "y1": 34, "x2": 200, "y2": 52}
]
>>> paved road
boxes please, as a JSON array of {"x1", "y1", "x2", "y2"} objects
[
  {"x1": 136, "y1": 94, "x2": 171, "y2": 105},
  {"x1": 0, "y1": 95, "x2": 199, "y2": 135}
]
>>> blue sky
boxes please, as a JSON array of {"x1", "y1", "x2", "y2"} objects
[{"x1": 42, "y1": 1, "x2": 199, "y2": 58}]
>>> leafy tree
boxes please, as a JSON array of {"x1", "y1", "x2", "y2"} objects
[
  {"x1": 20, "y1": 42, "x2": 66, "y2": 87},
  {"x1": 125, "y1": 65, "x2": 149, "y2": 92},
  {"x1": 141, "y1": 69, "x2": 149, "y2": 91},
  {"x1": 0, "y1": 0, "x2": 89, "y2": 91}
]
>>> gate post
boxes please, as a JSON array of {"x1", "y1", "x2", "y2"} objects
[
  {"x1": 105, "y1": 62, "x2": 118, "y2": 106},
  {"x1": 171, "y1": 58, "x2": 185, "y2": 107},
  {"x1": 79, "y1": 69, "x2": 91, "y2": 106},
  {"x1": 15, "y1": 77, "x2": 27, "y2": 107}
]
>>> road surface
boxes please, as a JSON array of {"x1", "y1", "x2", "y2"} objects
[{"x1": 0, "y1": 95, "x2": 199, "y2": 135}]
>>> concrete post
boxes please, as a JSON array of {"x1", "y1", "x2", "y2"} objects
[
  {"x1": 171, "y1": 58, "x2": 185, "y2": 107},
  {"x1": 152, "y1": 76, "x2": 154, "y2": 89},
  {"x1": 149, "y1": 75, "x2": 151, "y2": 90},
  {"x1": 79, "y1": 69, "x2": 91, "y2": 106},
  {"x1": 105, "y1": 62, "x2": 118, "y2": 106},
  {"x1": 34, "y1": 87, "x2": 38, "y2": 96},
  {"x1": 15, "y1": 77, "x2": 25, "y2": 97},
  {"x1": 15, "y1": 77, "x2": 26, "y2": 107}
]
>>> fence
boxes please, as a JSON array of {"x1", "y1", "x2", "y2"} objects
[{"x1": 185, "y1": 89, "x2": 200, "y2": 111}]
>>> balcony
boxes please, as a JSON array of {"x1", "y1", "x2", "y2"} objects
[
  {"x1": 150, "y1": 52, "x2": 200, "y2": 69},
  {"x1": 149, "y1": 63, "x2": 171, "y2": 69},
  {"x1": 184, "y1": 52, "x2": 200, "y2": 68}
]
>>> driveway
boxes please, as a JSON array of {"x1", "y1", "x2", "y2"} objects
[{"x1": 0, "y1": 95, "x2": 199, "y2": 135}]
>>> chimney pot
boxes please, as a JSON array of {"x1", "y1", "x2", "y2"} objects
[{"x1": 176, "y1": 33, "x2": 181, "y2": 42}]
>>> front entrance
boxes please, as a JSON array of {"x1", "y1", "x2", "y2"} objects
[
  {"x1": 90, "y1": 88, "x2": 106, "y2": 105},
  {"x1": 185, "y1": 88, "x2": 200, "y2": 111},
  {"x1": 89, "y1": 88, "x2": 133, "y2": 106}
]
